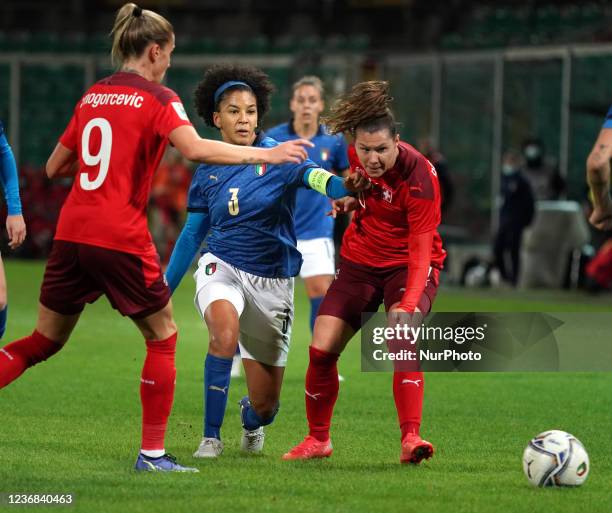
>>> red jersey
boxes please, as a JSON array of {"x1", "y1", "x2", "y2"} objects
[
  {"x1": 55, "y1": 72, "x2": 192, "y2": 256},
  {"x1": 341, "y1": 142, "x2": 446, "y2": 269}
]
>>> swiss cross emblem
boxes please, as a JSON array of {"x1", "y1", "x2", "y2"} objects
[{"x1": 382, "y1": 186, "x2": 393, "y2": 203}]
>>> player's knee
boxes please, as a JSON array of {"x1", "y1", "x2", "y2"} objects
[
  {"x1": 251, "y1": 398, "x2": 280, "y2": 425},
  {"x1": 208, "y1": 327, "x2": 238, "y2": 357},
  {"x1": 306, "y1": 277, "x2": 332, "y2": 298}
]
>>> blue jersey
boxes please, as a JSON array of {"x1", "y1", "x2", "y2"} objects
[
  {"x1": 265, "y1": 122, "x2": 349, "y2": 240},
  {"x1": 603, "y1": 106, "x2": 612, "y2": 128},
  {"x1": 187, "y1": 133, "x2": 317, "y2": 278},
  {"x1": 0, "y1": 120, "x2": 22, "y2": 216}
]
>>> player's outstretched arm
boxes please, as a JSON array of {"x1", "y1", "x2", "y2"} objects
[
  {"x1": 169, "y1": 125, "x2": 313, "y2": 166},
  {"x1": 586, "y1": 128, "x2": 612, "y2": 230},
  {"x1": 46, "y1": 143, "x2": 78, "y2": 178},
  {"x1": 303, "y1": 168, "x2": 370, "y2": 200},
  {"x1": 165, "y1": 211, "x2": 210, "y2": 293}
]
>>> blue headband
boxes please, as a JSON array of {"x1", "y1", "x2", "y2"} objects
[{"x1": 214, "y1": 81, "x2": 251, "y2": 105}]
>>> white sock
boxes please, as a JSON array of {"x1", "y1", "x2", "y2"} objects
[{"x1": 141, "y1": 449, "x2": 165, "y2": 458}]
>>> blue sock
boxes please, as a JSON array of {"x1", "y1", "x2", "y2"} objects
[
  {"x1": 309, "y1": 296, "x2": 324, "y2": 333},
  {"x1": 241, "y1": 397, "x2": 279, "y2": 431},
  {"x1": 204, "y1": 353, "x2": 232, "y2": 439},
  {"x1": 0, "y1": 305, "x2": 7, "y2": 338}
]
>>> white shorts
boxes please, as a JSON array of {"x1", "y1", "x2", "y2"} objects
[
  {"x1": 193, "y1": 252, "x2": 294, "y2": 367},
  {"x1": 296, "y1": 237, "x2": 336, "y2": 279}
]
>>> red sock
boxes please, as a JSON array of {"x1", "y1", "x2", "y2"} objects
[
  {"x1": 0, "y1": 330, "x2": 63, "y2": 388},
  {"x1": 306, "y1": 346, "x2": 340, "y2": 442},
  {"x1": 140, "y1": 332, "x2": 177, "y2": 452},
  {"x1": 393, "y1": 371, "x2": 424, "y2": 439}
]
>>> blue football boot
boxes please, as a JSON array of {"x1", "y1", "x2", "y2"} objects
[{"x1": 134, "y1": 453, "x2": 199, "y2": 472}]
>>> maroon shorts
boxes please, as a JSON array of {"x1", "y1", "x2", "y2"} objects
[
  {"x1": 318, "y1": 258, "x2": 439, "y2": 332},
  {"x1": 39, "y1": 240, "x2": 170, "y2": 319}
]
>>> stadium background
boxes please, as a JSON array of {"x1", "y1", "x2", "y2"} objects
[
  {"x1": 1, "y1": 1, "x2": 612, "y2": 512},
  {"x1": 2, "y1": 0, "x2": 612, "y2": 257}
]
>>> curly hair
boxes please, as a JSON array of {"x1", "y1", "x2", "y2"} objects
[
  {"x1": 325, "y1": 81, "x2": 397, "y2": 137},
  {"x1": 194, "y1": 64, "x2": 275, "y2": 129}
]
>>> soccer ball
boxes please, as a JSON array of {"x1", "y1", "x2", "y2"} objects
[{"x1": 522, "y1": 430, "x2": 589, "y2": 487}]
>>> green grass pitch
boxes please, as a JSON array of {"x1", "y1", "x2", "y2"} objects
[{"x1": 1, "y1": 260, "x2": 611, "y2": 513}]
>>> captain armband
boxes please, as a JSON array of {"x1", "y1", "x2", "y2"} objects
[{"x1": 307, "y1": 168, "x2": 334, "y2": 195}]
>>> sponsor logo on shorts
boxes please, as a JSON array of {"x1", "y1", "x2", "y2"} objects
[
  {"x1": 321, "y1": 148, "x2": 330, "y2": 161},
  {"x1": 205, "y1": 263, "x2": 217, "y2": 275}
]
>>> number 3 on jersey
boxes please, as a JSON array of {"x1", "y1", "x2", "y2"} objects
[
  {"x1": 80, "y1": 117, "x2": 112, "y2": 191},
  {"x1": 228, "y1": 187, "x2": 240, "y2": 215}
]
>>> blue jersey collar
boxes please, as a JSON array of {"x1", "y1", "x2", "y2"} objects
[{"x1": 289, "y1": 119, "x2": 325, "y2": 138}]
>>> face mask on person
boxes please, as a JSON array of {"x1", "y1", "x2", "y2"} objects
[
  {"x1": 524, "y1": 144, "x2": 542, "y2": 167},
  {"x1": 502, "y1": 164, "x2": 517, "y2": 175}
]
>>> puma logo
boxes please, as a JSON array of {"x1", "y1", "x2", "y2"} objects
[
  {"x1": 401, "y1": 379, "x2": 422, "y2": 387},
  {"x1": 209, "y1": 175, "x2": 218, "y2": 181},
  {"x1": 209, "y1": 385, "x2": 228, "y2": 394},
  {"x1": 305, "y1": 390, "x2": 322, "y2": 400},
  {"x1": 0, "y1": 348, "x2": 14, "y2": 360}
]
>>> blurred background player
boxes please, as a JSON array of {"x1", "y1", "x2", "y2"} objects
[
  {"x1": 521, "y1": 137, "x2": 565, "y2": 201},
  {"x1": 492, "y1": 149, "x2": 535, "y2": 286},
  {"x1": 165, "y1": 65, "x2": 366, "y2": 459},
  {"x1": 267, "y1": 76, "x2": 349, "y2": 338},
  {"x1": 149, "y1": 147, "x2": 192, "y2": 264},
  {"x1": 0, "y1": 120, "x2": 27, "y2": 338},
  {"x1": 0, "y1": 2, "x2": 312, "y2": 473},
  {"x1": 283, "y1": 81, "x2": 446, "y2": 464},
  {"x1": 417, "y1": 136, "x2": 454, "y2": 219}
]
